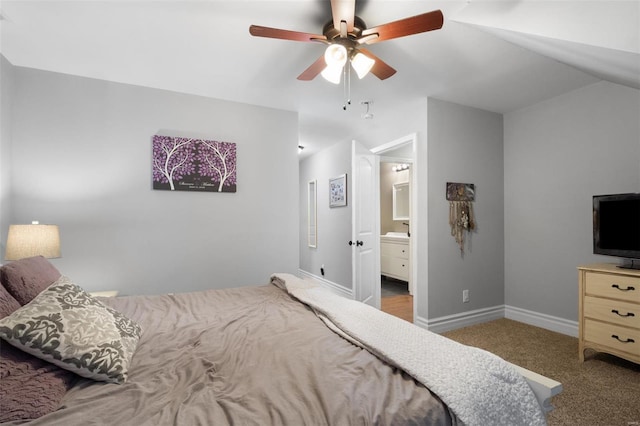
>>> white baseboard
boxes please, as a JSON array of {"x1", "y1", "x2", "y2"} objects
[
  {"x1": 414, "y1": 315, "x2": 429, "y2": 330},
  {"x1": 419, "y1": 305, "x2": 505, "y2": 334},
  {"x1": 416, "y1": 304, "x2": 578, "y2": 337},
  {"x1": 297, "y1": 269, "x2": 354, "y2": 299},
  {"x1": 293, "y1": 273, "x2": 578, "y2": 338},
  {"x1": 505, "y1": 305, "x2": 578, "y2": 337}
]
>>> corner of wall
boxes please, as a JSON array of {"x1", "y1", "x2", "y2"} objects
[
  {"x1": 298, "y1": 269, "x2": 354, "y2": 299},
  {"x1": 0, "y1": 55, "x2": 15, "y2": 259},
  {"x1": 298, "y1": 141, "x2": 354, "y2": 290}
]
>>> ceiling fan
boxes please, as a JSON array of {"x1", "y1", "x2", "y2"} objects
[{"x1": 249, "y1": 0, "x2": 444, "y2": 84}]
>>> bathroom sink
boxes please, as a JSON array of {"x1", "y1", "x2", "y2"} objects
[{"x1": 383, "y1": 232, "x2": 409, "y2": 238}]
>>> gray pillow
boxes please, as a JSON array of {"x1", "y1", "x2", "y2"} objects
[
  {"x1": 0, "y1": 276, "x2": 141, "y2": 384},
  {"x1": 0, "y1": 256, "x2": 61, "y2": 305},
  {"x1": 0, "y1": 282, "x2": 21, "y2": 317}
]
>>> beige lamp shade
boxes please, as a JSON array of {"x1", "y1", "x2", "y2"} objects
[{"x1": 5, "y1": 223, "x2": 61, "y2": 260}]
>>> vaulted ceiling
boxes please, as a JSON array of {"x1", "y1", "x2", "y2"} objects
[{"x1": 1, "y1": 1, "x2": 638, "y2": 157}]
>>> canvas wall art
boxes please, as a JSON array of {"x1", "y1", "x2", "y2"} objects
[{"x1": 152, "y1": 135, "x2": 237, "y2": 192}]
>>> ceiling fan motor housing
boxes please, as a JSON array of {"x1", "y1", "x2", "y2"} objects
[{"x1": 322, "y1": 17, "x2": 369, "y2": 58}]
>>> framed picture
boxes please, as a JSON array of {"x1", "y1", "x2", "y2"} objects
[{"x1": 329, "y1": 174, "x2": 347, "y2": 207}]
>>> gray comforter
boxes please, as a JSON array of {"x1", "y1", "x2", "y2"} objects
[{"x1": 15, "y1": 284, "x2": 456, "y2": 425}]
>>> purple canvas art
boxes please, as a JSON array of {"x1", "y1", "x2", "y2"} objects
[{"x1": 152, "y1": 135, "x2": 237, "y2": 192}]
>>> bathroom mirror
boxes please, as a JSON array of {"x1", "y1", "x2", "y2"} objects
[
  {"x1": 308, "y1": 180, "x2": 317, "y2": 247},
  {"x1": 393, "y1": 182, "x2": 410, "y2": 221}
]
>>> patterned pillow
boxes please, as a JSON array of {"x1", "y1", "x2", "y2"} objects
[{"x1": 0, "y1": 276, "x2": 141, "y2": 384}]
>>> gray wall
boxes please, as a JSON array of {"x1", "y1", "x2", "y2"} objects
[
  {"x1": 0, "y1": 56, "x2": 13, "y2": 259},
  {"x1": 8, "y1": 65, "x2": 299, "y2": 295},
  {"x1": 299, "y1": 140, "x2": 352, "y2": 289},
  {"x1": 426, "y1": 98, "x2": 505, "y2": 319},
  {"x1": 504, "y1": 81, "x2": 640, "y2": 321}
]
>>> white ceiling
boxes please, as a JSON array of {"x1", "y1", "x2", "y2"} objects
[{"x1": 1, "y1": 1, "x2": 638, "y2": 158}]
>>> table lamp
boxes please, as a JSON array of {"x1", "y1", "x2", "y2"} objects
[{"x1": 5, "y1": 221, "x2": 61, "y2": 260}]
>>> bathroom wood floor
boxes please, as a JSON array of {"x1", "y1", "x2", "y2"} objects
[{"x1": 381, "y1": 295, "x2": 413, "y2": 323}]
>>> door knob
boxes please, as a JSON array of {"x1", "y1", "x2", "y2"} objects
[{"x1": 356, "y1": 240, "x2": 363, "y2": 246}]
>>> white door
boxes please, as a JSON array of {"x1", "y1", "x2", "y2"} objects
[{"x1": 351, "y1": 140, "x2": 380, "y2": 308}]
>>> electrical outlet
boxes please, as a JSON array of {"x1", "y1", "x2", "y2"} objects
[{"x1": 463, "y1": 289, "x2": 470, "y2": 303}]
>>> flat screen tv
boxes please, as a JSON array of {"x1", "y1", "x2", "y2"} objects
[{"x1": 593, "y1": 193, "x2": 640, "y2": 269}]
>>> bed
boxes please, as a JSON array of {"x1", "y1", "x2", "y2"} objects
[{"x1": 0, "y1": 256, "x2": 560, "y2": 425}]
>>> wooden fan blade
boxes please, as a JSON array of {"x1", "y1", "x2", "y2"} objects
[
  {"x1": 358, "y1": 49, "x2": 396, "y2": 80},
  {"x1": 249, "y1": 25, "x2": 327, "y2": 43},
  {"x1": 297, "y1": 55, "x2": 327, "y2": 81},
  {"x1": 331, "y1": 0, "x2": 355, "y2": 34},
  {"x1": 360, "y1": 10, "x2": 444, "y2": 44}
]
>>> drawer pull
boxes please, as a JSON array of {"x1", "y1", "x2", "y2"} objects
[
  {"x1": 611, "y1": 335, "x2": 635, "y2": 344},
  {"x1": 611, "y1": 284, "x2": 635, "y2": 291},
  {"x1": 611, "y1": 309, "x2": 635, "y2": 318}
]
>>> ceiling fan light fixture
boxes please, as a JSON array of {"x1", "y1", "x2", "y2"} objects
[
  {"x1": 351, "y1": 52, "x2": 375, "y2": 79},
  {"x1": 321, "y1": 64, "x2": 343, "y2": 84},
  {"x1": 324, "y1": 44, "x2": 348, "y2": 68},
  {"x1": 321, "y1": 44, "x2": 348, "y2": 84}
]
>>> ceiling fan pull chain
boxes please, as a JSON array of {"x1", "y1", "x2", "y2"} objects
[
  {"x1": 343, "y1": 66, "x2": 352, "y2": 110},
  {"x1": 343, "y1": 66, "x2": 347, "y2": 109},
  {"x1": 348, "y1": 66, "x2": 352, "y2": 107}
]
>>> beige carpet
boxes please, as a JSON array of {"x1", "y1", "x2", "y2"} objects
[{"x1": 443, "y1": 318, "x2": 640, "y2": 426}]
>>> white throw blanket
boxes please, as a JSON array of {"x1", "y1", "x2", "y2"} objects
[{"x1": 271, "y1": 273, "x2": 546, "y2": 426}]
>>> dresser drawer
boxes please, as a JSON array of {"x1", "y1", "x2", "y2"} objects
[
  {"x1": 584, "y1": 319, "x2": 640, "y2": 356},
  {"x1": 380, "y1": 242, "x2": 409, "y2": 259},
  {"x1": 584, "y1": 296, "x2": 640, "y2": 328},
  {"x1": 584, "y1": 272, "x2": 640, "y2": 303},
  {"x1": 381, "y1": 256, "x2": 409, "y2": 280}
]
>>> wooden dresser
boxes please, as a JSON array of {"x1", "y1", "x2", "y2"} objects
[{"x1": 578, "y1": 263, "x2": 640, "y2": 364}]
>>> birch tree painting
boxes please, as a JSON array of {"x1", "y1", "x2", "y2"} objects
[
  {"x1": 152, "y1": 136, "x2": 196, "y2": 191},
  {"x1": 197, "y1": 140, "x2": 237, "y2": 192},
  {"x1": 152, "y1": 135, "x2": 237, "y2": 192}
]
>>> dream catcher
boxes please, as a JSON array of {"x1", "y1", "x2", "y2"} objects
[{"x1": 446, "y1": 183, "x2": 476, "y2": 253}]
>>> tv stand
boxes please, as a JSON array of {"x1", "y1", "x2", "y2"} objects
[{"x1": 578, "y1": 263, "x2": 639, "y2": 364}]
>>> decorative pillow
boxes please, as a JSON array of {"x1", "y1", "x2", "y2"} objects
[
  {"x1": 1, "y1": 283, "x2": 77, "y2": 422},
  {"x1": 0, "y1": 283, "x2": 21, "y2": 318},
  {"x1": 0, "y1": 276, "x2": 141, "y2": 384},
  {"x1": 0, "y1": 344, "x2": 77, "y2": 422},
  {"x1": 1, "y1": 256, "x2": 62, "y2": 305}
]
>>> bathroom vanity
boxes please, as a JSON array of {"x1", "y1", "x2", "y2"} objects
[{"x1": 381, "y1": 232, "x2": 412, "y2": 294}]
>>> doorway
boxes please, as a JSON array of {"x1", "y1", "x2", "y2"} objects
[{"x1": 371, "y1": 134, "x2": 417, "y2": 323}]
